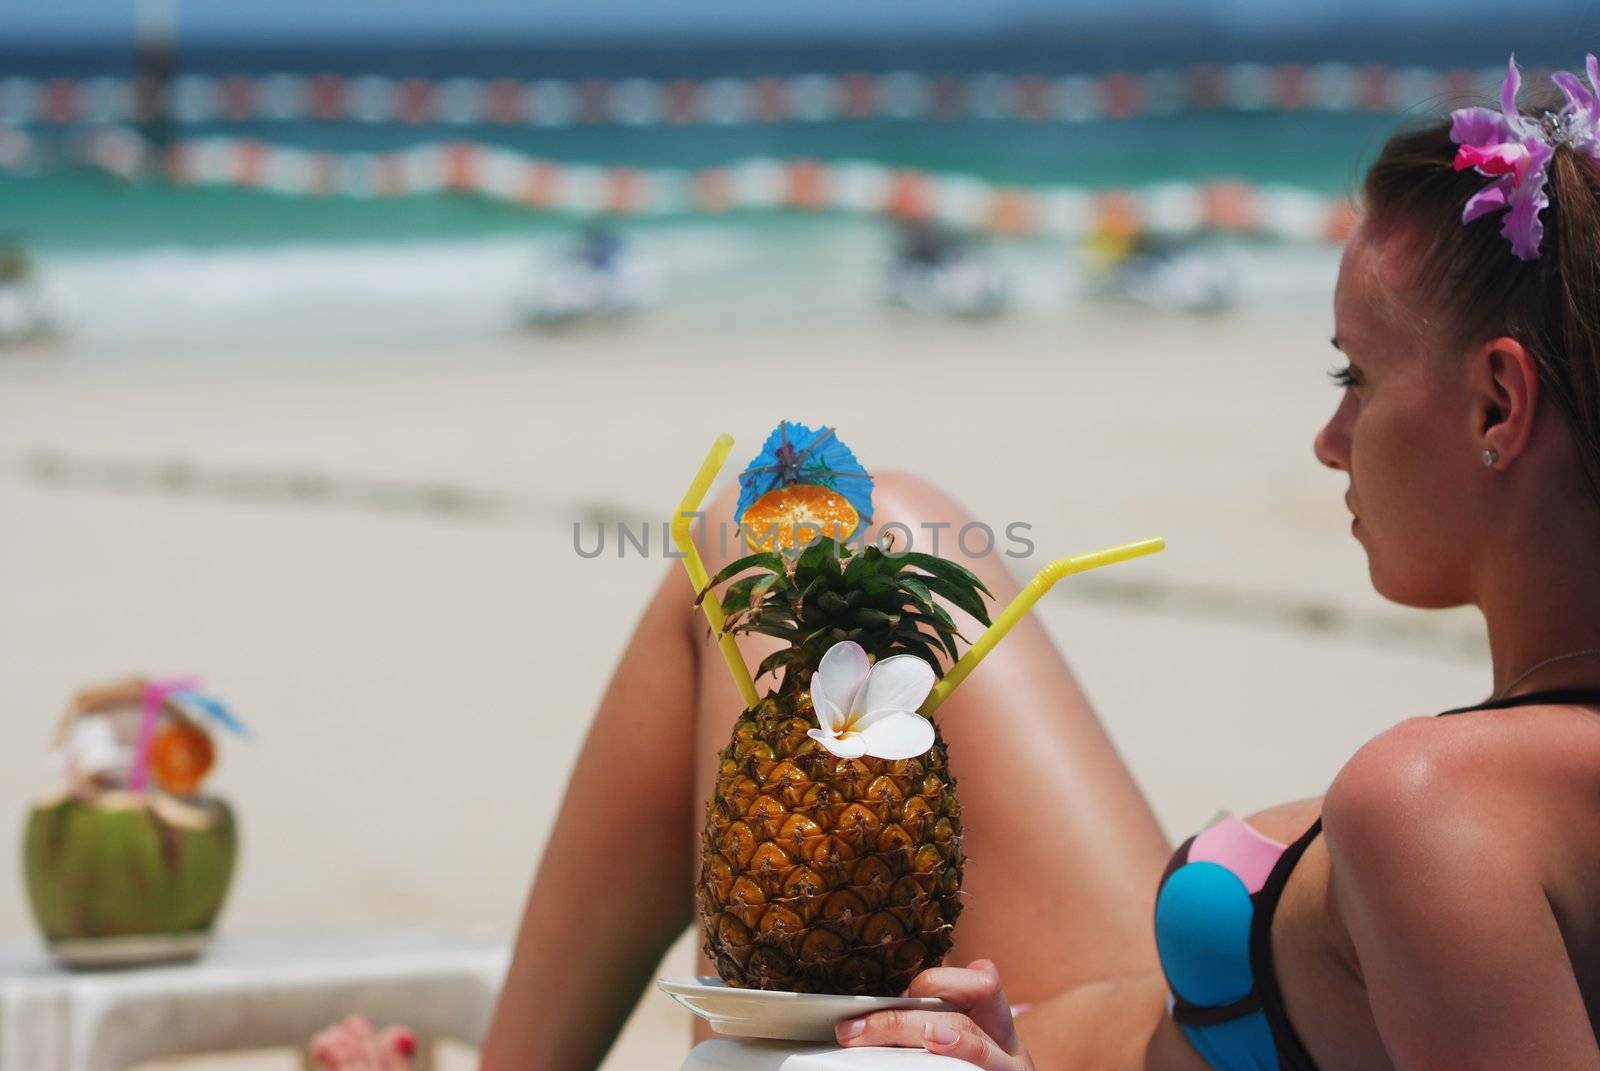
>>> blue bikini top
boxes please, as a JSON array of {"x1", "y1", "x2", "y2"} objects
[{"x1": 1153, "y1": 686, "x2": 1600, "y2": 1071}]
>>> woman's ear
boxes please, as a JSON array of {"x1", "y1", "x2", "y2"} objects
[{"x1": 1473, "y1": 336, "x2": 1540, "y2": 465}]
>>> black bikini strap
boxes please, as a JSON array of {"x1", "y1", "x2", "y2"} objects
[
  {"x1": 1246, "y1": 818, "x2": 1325, "y2": 1071},
  {"x1": 1438, "y1": 686, "x2": 1600, "y2": 717},
  {"x1": 1170, "y1": 990, "x2": 1263, "y2": 1028}
]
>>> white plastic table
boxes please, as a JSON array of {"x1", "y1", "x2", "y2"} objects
[
  {"x1": 683, "y1": 1039, "x2": 977, "y2": 1069},
  {"x1": 0, "y1": 929, "x2": 507, "y2": 1071}
]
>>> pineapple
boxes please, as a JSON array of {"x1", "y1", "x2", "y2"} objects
[{"x1": 695, "y1": 537, "x2": 991, "y2": 996}]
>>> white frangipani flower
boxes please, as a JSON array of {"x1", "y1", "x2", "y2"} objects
[{"x1": 806, "y1": 640, "x2": 936, "y2": 760}]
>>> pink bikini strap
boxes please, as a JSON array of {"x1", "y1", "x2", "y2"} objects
[{"x1": 1187, "y1": 813, "x2": 1289, "y2": 895}]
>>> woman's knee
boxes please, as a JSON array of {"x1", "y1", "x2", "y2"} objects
[
  {"x1": 694, "y1": 478, "x2": 748, "y2": 573},
  {"x1": 869, "y1": 470, "x2": 1019, "y2": 587},
  {"x1": 869, "y1": 469, "x2": 977, "y2": 534}
]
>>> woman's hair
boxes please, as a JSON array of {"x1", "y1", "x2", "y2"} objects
[{"x1": 1362, "y1": 110, "x2": 1600, "y2": 503}]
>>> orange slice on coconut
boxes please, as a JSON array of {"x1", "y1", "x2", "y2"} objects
[
  {"x1": 150, "y1": 719, "x2": 216, "y2": 796},
  {"x1": 741, "y1": 484, "x2": 860, "y2": 551}
]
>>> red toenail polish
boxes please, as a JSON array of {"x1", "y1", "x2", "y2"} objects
[{"x1": 396, "y1": 1033, "x2": 416, "y2": 1057}]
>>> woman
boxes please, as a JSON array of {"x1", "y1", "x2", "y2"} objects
[
  {"x1": 823, "y1": 60, "x2": 1600, "y2": 1069},
  {"x1": 318, "y1": 58, "x2": 1600, "y2": 1070}
]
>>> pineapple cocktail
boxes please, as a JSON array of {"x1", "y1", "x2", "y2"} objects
[
  {"x1": 675, "y1": 422, "x2": 1161, "y2": 998},
  {"x1": 697, "y1": 535, "x2": 987, "y2": 996}
]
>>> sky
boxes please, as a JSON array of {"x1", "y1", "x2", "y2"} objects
[{"x1": 2, "y1": 0, "x2": 1591, "y2": 44}]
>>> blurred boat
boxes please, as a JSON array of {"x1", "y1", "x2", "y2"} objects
[
  {"x1": 517, "y1": 224, "x2": 653, "y2": 329},
  {"x1": 0, "y1": 239, "x2": 62, "y2": 347},
  {"x1": 886, "y1": 223, "x2": 1009, "y2": 319},
  {"x1": 1085, "y1": 229, "x2": 1238, "y2": 315}
]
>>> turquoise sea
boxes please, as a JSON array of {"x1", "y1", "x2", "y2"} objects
[
  {"x1": 3, "y1": 26, "x2": 1540, "y2": 340},
  {"x1": 3, "y1": 111, "x2": 1414, "y2": 252}
]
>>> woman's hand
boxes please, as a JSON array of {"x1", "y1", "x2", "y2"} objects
[{"x1": 835, "y1": 959, "x2": 1035, "y2": 1070}]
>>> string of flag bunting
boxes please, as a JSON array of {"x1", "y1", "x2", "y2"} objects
[
  {"x1": 2, "y1": 125, "x2": 1358, "y2": 242},
  {"x1": 0, "y1": 63, "x2": 1509, "y2": 128}
]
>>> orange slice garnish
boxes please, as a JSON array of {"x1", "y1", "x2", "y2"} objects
[
  {"x1": 150, "y1": 719, "x2": 216, "y2": 796},
  {"x1": 741, "y1": 484, "x2": 860, "y2": 551}
]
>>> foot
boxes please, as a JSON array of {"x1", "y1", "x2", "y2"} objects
[{"x1": 309, "y1": 1015, "x2": 417, "y2": 1071}]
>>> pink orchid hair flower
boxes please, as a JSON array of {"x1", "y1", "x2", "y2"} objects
[{"x1": 1449, "y1": 53, "x2": 1600, "y2": 261}]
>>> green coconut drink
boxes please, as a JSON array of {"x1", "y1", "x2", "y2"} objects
[{"x1": 24, "y1": 677, "x2": 247, "y2": 967}]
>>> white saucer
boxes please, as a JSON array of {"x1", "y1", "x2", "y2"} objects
[
  {"x1": 48, "y1": 930, "x2": 212, "y2": 970},
  {"x1": 658, "y1": 976, "x2": 954, "y2": 1043}
]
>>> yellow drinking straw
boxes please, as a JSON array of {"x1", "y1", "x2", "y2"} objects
[
  {"x1": 672, "y1": 434, "x2": 762, "y2": 710},
  {"x1": 920, "y1": 536, "x2": 1165, "y2": 715}
]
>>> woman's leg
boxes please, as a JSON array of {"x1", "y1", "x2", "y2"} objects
[
  {"x1": 690, "y1": 472, "x2": 1169, "y2": 1040},
  {"x1": 480, "y1": 550, "x2": 703, "y2": 1071},
  {"x1": 482, "y1": 467, "x2": 1170, "y2": 1066}
]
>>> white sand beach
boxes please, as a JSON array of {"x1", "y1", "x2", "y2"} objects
[{"x1": 0, "y1": 297, "x2": 1487, "y2": 1068}]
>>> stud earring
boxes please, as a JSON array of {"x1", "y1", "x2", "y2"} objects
[{"x1": 1482, "y1": 447, "x2": 1499, "y2": 468}]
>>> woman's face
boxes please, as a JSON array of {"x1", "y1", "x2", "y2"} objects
[{"x1": 1315, "y1": 227, "x2": 1484, "y2": 608}]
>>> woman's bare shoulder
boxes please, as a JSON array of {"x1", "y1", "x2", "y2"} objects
[
  {"x1": 1233, "y1": 703, "x2": 1600, "y2": 866},
  {"x1": 1324, "y1": 704, "x2": 1600, "y2": 868},
  {"x1": 1315, "y1": 711, "x2": 1600, "y2": 1069}
]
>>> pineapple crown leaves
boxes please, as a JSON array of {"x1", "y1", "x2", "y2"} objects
[{"x1": 694, "y1": 537, "x2": 992, "y2": 687}]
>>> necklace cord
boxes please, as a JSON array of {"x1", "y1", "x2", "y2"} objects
[{"x1": 1494, "y1": 647, "x2": 1600, "y2": 700}]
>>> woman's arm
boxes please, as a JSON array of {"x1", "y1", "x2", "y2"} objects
[
  {"x1": 1324, "y1": 721, "x2": 1600, "y2": 1070},
  {"x1": 835, "y1": 962, "x2": 1187, "y2": 1071},
  {"x1": 1017, "y1": 972, "x2": 1204, "y2": 1071}
]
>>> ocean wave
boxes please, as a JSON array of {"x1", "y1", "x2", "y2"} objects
[{"x1": 27, "y1": 219, "x2": 1337, "y2": 345}]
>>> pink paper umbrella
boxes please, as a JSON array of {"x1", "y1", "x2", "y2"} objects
[{"x1": 127, "y1": 676, "x2": 199, "y2": 793}]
